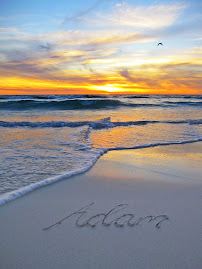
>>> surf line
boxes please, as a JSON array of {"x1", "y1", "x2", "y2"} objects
[{"x1": 42, "y1": 203, "x2": 169, "y2": 231}]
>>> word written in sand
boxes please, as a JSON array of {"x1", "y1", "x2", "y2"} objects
[{"x1": 42, "y1": 203, "x2": 169, "y2": 231}]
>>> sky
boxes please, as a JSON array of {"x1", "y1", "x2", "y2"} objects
[{"x1": 0, "y1": 0, "x2": 202, "y2": 95}]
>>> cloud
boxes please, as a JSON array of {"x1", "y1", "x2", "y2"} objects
[
  {"x1": 154, "y1": 21, "x2": 202, "y2": 39},
  {"x1": 181, "y1": 47, "x2": 202, "y2": 56},
  {"x1": 63, "y1": 0, "x2": 104, "y2": 24},
  {"x1": 39, "y1": 43, "x2": 53, "y2": 51},
  {"x1": 0, "y1": 27, "x2": 19, "y2": 32},
  {"x1": 0, "y1": 24, "x2": 159, "y2": 77},
  {"x1": 192, "y1": 37, "x2": 202, "y2": 41},
  {"x1": 0, "y1": 2, "x2": 201, "y2": 94},
  {"x1": 115, "y1": 58, "x2": 202, "y2": 94},
  {"x1": 118, "y1": 67, "x2": 160, "y2": 87},
  {"x1": 89, "y1": 2, "x2": 186, "y2": 29},
  {"x1": 119, "y1": 68, "x2": 132, "y2": 80}
]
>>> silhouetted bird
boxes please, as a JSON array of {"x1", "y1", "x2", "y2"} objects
[{"x1": 157, "y1": 43, "x2": 163, "y2": 46}]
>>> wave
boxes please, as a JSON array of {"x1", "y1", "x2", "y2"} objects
[
  {"x1": 1, "y1": 118, "x2": 202, "y2": 130},
  {"x1": 164, "y1": 101, "x2": 202, "y2": 106},
  {"x1": 0, "y1": 95, "x2": 107, "y2": 101},
  {"x1": 0, "y1": 147, "x2": 107, "y2": 206},
  {"x1": 0, "y1": 95, "x2": 202, "y2": 110},
  {"x1": 178, "y1": 95, "x2": 202, "y2": 99},
  {"x1": 0, "y1": 99, "x2": 122, "y2": 110},
  {"x1": 0, "y1": 94, "x2": 201, "y2": 99},
  {"x1": 0, "y1": 98, "x2": 163, "y2": 110},
  {"x1": 0, "y1": 138, "x2": 201, "y2": 206},
  {"x1": 0, "y1": 95, "x2": 84, "y2": 100},
  {"x1": 107, "y1": 138, "x2": 202, "y2": 151},
  {"x1": 122, "y1": 95, "x2": 149, "y2": 99}
]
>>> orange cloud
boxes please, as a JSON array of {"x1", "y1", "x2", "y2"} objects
[
  {"x1": 0, "y1": 2, "x2": 201, "y2": 95},
  {"x1": 1, "y1": 59, "x2": 201, "y2": 95}
]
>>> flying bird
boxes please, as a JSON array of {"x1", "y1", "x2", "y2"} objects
[{"x1": 157, "y1": 43, "x2": 163, "y2": 46}]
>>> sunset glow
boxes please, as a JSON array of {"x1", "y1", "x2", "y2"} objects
[{"x1": 0, "y1": 0, "x2": 202, "y2": 95}]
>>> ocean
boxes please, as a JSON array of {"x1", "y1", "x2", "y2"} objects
[{"x1": 0, "y1": 94, "x2": 202, "y2": 205}]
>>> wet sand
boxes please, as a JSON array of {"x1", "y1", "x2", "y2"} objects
[{"x1": 0, "y1": 142, "x2": 201, "y2": 269}]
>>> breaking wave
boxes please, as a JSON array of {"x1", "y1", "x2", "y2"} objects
[
  {"x1": 0, "y1": 94, "x2": 202, "y2": 206},
  {"x1": 0, "y1": 118, "x2": 202, "y2": 129},
  {"x1": 0, "y1": 138, "x2": 202, "y2": 206},
  {"x1": 0, "y1": 99, "x2": 161, "y2": 110},
  {"x1": 0, "y1": 95, "x2": 201, "y2": 110}
]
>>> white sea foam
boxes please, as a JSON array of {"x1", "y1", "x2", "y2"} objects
[
  {"x1": 107, "y1": 138, "x2": 202, "y2": 151},
  {"x1": 0, "y1": 139, "x2": 201, "y2": 206},
  {"x1": 0, "y1": 147, "x2": 107, "y2": 206},
  {"x1": 0, "y1": 95, "x2": 202, "y2": 206},
  {"x1": 0, "y1": 118, "x2": 202, "y2": 129}
]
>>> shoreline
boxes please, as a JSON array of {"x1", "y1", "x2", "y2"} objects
[
  {"x1": 0, "y1": 139, "x2": 201, "y2": 207},
  {"x1": 0, "y1": 142, "x2": 202, "y2": 269}
]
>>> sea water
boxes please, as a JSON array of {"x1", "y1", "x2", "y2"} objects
[{"x1": 0, "y1": 95, "x2": 202, "y2": 205}]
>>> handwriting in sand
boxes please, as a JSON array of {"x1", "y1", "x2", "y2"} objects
[{"x1": 42, "y1": 203, "x2": 169, "y2": 231}]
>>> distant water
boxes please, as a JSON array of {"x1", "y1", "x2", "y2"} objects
[{"x1": 0, "y1": 95, "x2": 202, "y2": 205}]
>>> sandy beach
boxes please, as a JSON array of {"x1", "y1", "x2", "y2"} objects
[
  {"x1": 1, "y1": 0, "x2": 202, "y2": 267},
  {"x1": 0, "y1": 142, "x2": 202, "y2": 269}
]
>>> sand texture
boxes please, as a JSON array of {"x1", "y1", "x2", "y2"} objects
[{"x1": 0, "y1": 143, "x2": 202, "y2": 269}]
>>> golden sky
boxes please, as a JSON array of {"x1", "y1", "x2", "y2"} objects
[{"x1": 0, "y1": 0, "x2": 202, "y2": 95}]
